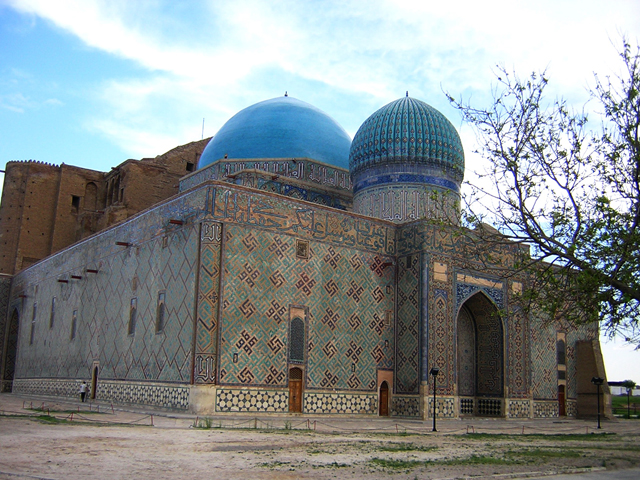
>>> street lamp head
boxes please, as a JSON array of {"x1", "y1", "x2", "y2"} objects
[
  {"x1": 429, "y1": 367, "x2": 440, "y2": 377},
  {"x1": 591, "y1": 376, "x2": 604, "y2": 386}
]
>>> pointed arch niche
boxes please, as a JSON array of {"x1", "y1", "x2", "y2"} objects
[{"x1": 456, "y1": 292, "x2": 504, "y2": 416}]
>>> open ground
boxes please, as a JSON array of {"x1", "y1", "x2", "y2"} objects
[{"x1": 1, "y1": 393, "x2": 639, "y2": 480}]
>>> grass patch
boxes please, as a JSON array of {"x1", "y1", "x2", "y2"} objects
[
  {"x1": 378, "y1": 442, "x2": 437, "y2": 453},
  {"x1": 463, "y1": 433, "x2": 616, "y2": 441},
  {"x1": 442, "y1": 454, "x2": 517, "y2": 465},
  {"x1": 506, "y1": 448, "x2": 582, "y2": 459},
  {"x1": 369, "y1": 458, "x2": 425, "y2": 470}
]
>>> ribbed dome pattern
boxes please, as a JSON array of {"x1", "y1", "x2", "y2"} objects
[{"x1": 349, "y1": 96, "x2": 464, "y2": 183}]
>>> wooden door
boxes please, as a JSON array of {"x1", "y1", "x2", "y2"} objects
[
  {"x1": 379, "y1": 381, "x2": 389, "y2": 416},
  {"x1": 289, "y1": 368, "x2": 303, "y2": 413},
  {"x1": 558, "y1": 385, "x2": 566, "y2": 416}
]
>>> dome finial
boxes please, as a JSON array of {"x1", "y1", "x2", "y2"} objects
[
  {"x1": 284, "y1": 91, "x2": 288, "y2": 97},
  {"x1": 406, "y1": 91, "x2": 409, "y2": 97}
]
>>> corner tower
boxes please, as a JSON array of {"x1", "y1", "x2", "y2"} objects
[{"x1": 349, "y1": 94, "x2": 464, "y2": 223}]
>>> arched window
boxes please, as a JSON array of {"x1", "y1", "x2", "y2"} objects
[
  {"x1": 155, "y1": 292, "x2": 166, "y2": 333},
  {"x1": 556, "y1": 340, "x2": 566, "y2": 365},
  {"x1": 289, "y1": 317, "x2": 305, "y2": 363},
  {"x1": 128, "y1": 298, "x2": 137, "y2": 336}
]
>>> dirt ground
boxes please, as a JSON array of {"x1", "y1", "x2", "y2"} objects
[{"x1": 1, "y1": 394, "x2": 639, "y2": 480}]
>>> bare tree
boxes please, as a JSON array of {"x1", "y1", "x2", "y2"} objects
[{"x1": 447, "y1": 39, "x2": 640, "y2": 345}]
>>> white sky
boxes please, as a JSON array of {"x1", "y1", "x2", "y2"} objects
[{"x1": 1, "y1": 0, "x2": 639, "y2": 381}]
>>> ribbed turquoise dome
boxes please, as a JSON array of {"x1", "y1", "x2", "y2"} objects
[
  {"x1": 349, "y1": 96, "x2": 464, "y2": 193},
  {"x1": 198, "y1": 96, "x2": 352, "y2": 170}
]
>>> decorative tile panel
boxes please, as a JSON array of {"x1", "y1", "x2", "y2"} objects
[
  {"x1": 534, "y1": 400, "x2": 559, "y2": 418},
  {"x1": 216, "y1": 387, "x2": 288, "y2": 413},
  {"x1": 218, "y1": 225, "x2": 395, "y2": 392},
  {"x1": 391, "y1": 395, "x2": 420, "y2": 417},
  {"x1": 396, "y1": 254, "x2": 420, "y2": 393},
  {"x1": 194, "y1": 221, "x2": 222, "y2": 384},
  {"x1": 508, "y1": 399, "x2": 531, "y2": 418},
  {"x1": 304, "y1": 392, "x2": 377, "y2": 414}
]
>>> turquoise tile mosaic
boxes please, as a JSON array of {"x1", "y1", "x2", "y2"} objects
[{"x1": 217, "y1": 224, "x2": 395, "y2": 391}]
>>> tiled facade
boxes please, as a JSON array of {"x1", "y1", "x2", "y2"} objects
[{"x1": 0, "y1": 159, "x2": 602, "y2": 418}]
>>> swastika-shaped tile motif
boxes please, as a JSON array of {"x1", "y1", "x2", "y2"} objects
[{"x1": 218, "y1": 225, "x2": 394, "y2": 391}]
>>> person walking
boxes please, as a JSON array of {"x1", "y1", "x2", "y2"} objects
[{"x1": 79, "y1": 381, "x2": 87, "y2": 403}]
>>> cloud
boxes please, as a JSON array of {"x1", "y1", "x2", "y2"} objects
[{"x1": 6, "y1": 0, "x2": 640, "y2": 160}]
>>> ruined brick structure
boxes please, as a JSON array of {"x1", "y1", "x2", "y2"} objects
[{"x1": 0, "y1": 139, "x2": 209, "y2": 275}]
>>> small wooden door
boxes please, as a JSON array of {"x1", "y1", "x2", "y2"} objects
[
  {"x1": 558, "y1": 385, "x2": 566, "y2": 416},
  {"x1": 379, "y1": 381, "x2": 389, "y2": 416},
  {"x1": 289, "y1": 368, "x2": 303, "y2": 413}
]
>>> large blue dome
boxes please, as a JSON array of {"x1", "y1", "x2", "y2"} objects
[
  {"x1": 198, "y1": 96, "x2": 352, "y2": 170},
  {"x1": 349, "y1": 95, "x2": 464, "y2": 192}
]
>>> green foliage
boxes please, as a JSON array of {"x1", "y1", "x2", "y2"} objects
[{"x1": 448, "y1": 38, "x2": 640, "y2": 344}]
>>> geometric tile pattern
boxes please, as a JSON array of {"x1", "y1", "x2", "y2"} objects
[
  {"x1": 507, "y1": 307, "x2": 529, "y2": 399},
  {"x1": 456, "y1": 306, "x2": 475, "y2": 396},
  {"x1": 218, "y1": 224, "x2": 395, "y2": 392},
  {"x1": 391, "y1": 395, "x2": 420, "y2": 417},
  {"x1": 429, "y1": 286, "x2": 454, "y2": 395},
  {"x1": 507, "y1": 399, "x2": 531, "y2": 418},
  {"x1": 530, "y1": 322, "x2": 557, "y2": 400},
  {"x1": 0, "y1": 275, "x2": 11, "y2": 389},
  {"x1": 216, "y1": 388, "x2": 288, "y2": 413},
  {"x1": 11, "y1": 195, "x2": 202, "y2": 386},
  {"x1": 534, "y1": 400, "x2": 559, "y2": 418},
  {"x1": 97, "y1": 380, "x2": 189, "y2": 409},
  {"x1": 427, "y1": 396, "x2": 456, "y2": 418},
  {"x1": 194, "y1": 222, "x2": 222, "y2": 384},
  {"x1": 12, "y1": 378, "x2": 190, "y2": 409},
  {"x1": 396, "y1": 254, "x2": 420, "y2": 393},
  {"x1": 304, "y1": 392, "x2": 377, "y2": 414}
]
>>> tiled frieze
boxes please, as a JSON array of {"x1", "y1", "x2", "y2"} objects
[
  {"x1": 396, "y1": 254, "x2": 420, "y2": 394},
  {"x1": 507, "y1": 399, "x2": 531, "y2": 418},
  {"x1": 97, "y1": 380, "x2": 190, "y2": 409},
  {"x1": 180, "y1": 158, "x2": 352, "y2": 193},
  {"x1": 218, "y1": 225, "x2": 395, "y2": 392},
  {"x1": 534, "y1": 400, "x2": 559, "y2": 418},
  {"x1": 391, "y1": 395, "x2": 420, "y2": 417},
  {"x1": 203, "y1": 185, "x2": 395, "y2": 256},
  {"x1": 12, "y1": 378, "x2": 190, "y2": 409},
  {"x1": 566, "y1": 399, "x2": 577, "y2": 417},
  {"x1": 304, "y1": 392, "x2": 377, "y2": 414},
  {"x1": 216, "y1": 387, "x2": 288, "y2": 413},
  {"x1": 194, "y1": 222, "x2": 222, "y2": 384},
  {"x1": 13, "y1": 378, "x2": 80, "y2": 398}
]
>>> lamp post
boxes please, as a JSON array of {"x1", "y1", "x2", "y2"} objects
[
  {"x1": 591, "y1": 376, "x2": 604, "y2": 429},
  {"x1": 429, "y1": 367, "x2": 440, "y2": 432}
]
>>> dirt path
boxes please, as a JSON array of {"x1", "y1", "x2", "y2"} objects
[{"x1": 1, "y1": 394, "x2": 639, "y2": 480}]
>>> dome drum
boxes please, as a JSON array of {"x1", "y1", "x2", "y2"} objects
[{"x1": 348, "y1": 95, "x2": 465, "y2": 223}]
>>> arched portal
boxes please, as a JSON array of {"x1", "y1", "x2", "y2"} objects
[
  {"x1": 379, "y1": 381, "x2": 389, "y2": 416},
  {"x1": 456, "y1": 292, "x2": 504, "y2": 416},
  {"x1": 2, "y1": 309, "x2": 20, "y2": 393}
]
